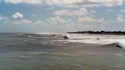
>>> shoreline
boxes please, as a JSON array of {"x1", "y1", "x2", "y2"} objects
[{"x1": 68, "y1": 31, "x2": 125, "y2": 35}]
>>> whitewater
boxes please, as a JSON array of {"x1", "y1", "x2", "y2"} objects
[{"x1": 58, "y1": 34, "x2": 125, "y2": 49}]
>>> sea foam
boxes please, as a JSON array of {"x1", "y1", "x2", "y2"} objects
[{"x1": 62, "y1": 34, "x2": 125, "y2": 49}]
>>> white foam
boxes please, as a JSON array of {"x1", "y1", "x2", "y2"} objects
[
  {"x1": 116, "y1": 40, "x2": 125, "y2": 49},
  {"x1": 36, "y1": 32, "x2": 65, "y2": 35},
  {"x1": 62, "y1": 34, "x2": 125, "y2": 49}
]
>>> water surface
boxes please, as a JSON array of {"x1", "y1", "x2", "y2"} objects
[{"x1": 0, "y1": 33, "x2": 125, "y2": 70}]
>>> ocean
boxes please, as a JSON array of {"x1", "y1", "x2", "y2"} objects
[{"x1": 0, "y1": 33, "x2": 125, "y2": 70}]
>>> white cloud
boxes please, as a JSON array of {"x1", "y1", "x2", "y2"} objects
[
  {"x1": 21, "y1": 19, "x2": 31, "y2": 23},
  {"x1": 88, "y1": 0, "x2": 123, "y2": 7},
  {"x1": 3, "y1": 0, "x2": 123, "y2": 7},
  {"x1": 116, "y1": 14, "x2": 125, "y2": 23},
  {"x1": 4, "y1": 0, "x2": 43, "y2": 4},
  {"x1": 0, "y1": 15, "x2": 7, "y2": 21},
  {"x1": 77, "y1": 14, "x2": 125, "y2": 25},
  {"x1": 98, "y1": 18, "x2": 105, "y2": 23},
  {"x1": 46, "y1": 16, "x2": 75, "y2": 31},
  {"x1": 10, "y1": 19, "x2": 32, "y2": 25},
  {"x1": 1, "y1": 15, "x2": 73, "y2": 26},
  {"x1": 46, "y1": 0, "x2": 123, "y2": 7},
  {"x1": 46, "y1": 0, "x2": 83, "y2": 6},
  {"x1": 31, "y1": 16, "x2": 74, "y2": 30},
  {"x1": 78, "y1": 17, "x2": 104, "y2": 23},
  {"x1": 10, "y1": 16, "x2": 74, "y2": 26},
  {"x1": 0, "y1": 15, "x2": 9, "y2": 24},
  {"x1": 78, "y1": 17, "x2": 95, "y2": 22},
  {"x1": 54, "y1": 8, "x2": 88, "y2": 16},
  {"x1": 0, "y1": 15, "x2": 31, "y2": 25},
  {"x1": 47, "y1": 16, "x2": 73, "y2": 25},
  {"x1": 12, "y1": 12, "x2": 23, "y2": 19}
]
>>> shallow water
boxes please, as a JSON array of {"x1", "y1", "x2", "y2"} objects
[{"x1": 0, "y1": 33, "x2": 125, "y2": 70}]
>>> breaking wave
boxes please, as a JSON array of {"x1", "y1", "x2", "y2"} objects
[{"x1": 62, "y1": 34, "x2": 125, "y2": 49}]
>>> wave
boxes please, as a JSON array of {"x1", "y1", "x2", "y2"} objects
[
  {"x1": 116, "y1": 42, "x2": 125, "y2": 49},
  {"x1": 62, "y1": 34, "x2": 125, "y2": 49}
]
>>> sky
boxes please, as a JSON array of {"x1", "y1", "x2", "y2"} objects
[{"x1": 0, "y1": 0, "x2": 125, "y2": 33}]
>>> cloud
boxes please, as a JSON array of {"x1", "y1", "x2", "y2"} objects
[
  {"x1": 78, "y1": 17, "x2": 104, "y2": 23},
  {"x1": 0, "y1": 15, "x2": 4, "y2": 21},
  {"x1": 11, "y1": 19, "x2": 31, "y2": 25},
  {"x1": 1, "y1": 15, "x2": 73, "y2": 26},
  {"x1": 46, "y1": 0, "x2": 123, "y2": 7},
  {"x1": 77, "y1": 14, "x2": 125, "y2": 25},
  {"x1": 12, "y1": 12, "x2": 23, "y2": 19},
  {"x1": 3, "y1": 0, "x2": 123, "y2": 7},
  {"x1": 47, "y1": 16, "x2": 73, "y2": 25},
  {"x1": 0, "y1": 15, "x2": 9, "y2": 24},
  {"x1": 54, "y1": 8, "x2": 88, "y2": 16},
  {"x1": 3, "y1": 0, "x2": 43, "y2": 4},
  {"x1": 78, "y1": 17, "x2": 95, "y2": 22},
  {"x1": 0, "y1": 15, "x2": 7, "y2": 21},
  {"x1": 46, "y1": 16, "x2": 75, "y2": 31},
  {"x1": 0, "y1": 15, "x2": 31, "y2": 25},
  {"x1": 33, "y1": 20, "x2": 45, "y2": 25},
  {"x1": 116, "y1": 14, "x2": 125, "y2": 23},
  {"x1": 88, "y1": 0, "x2": 123, "y2": 7},
  {"x1": 21, "y1": 19, "x2": 31, "y2": 23}
]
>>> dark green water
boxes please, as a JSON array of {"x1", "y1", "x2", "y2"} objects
[{"x1": 0, "y1": 33, "x2": 125, "y2": 70}]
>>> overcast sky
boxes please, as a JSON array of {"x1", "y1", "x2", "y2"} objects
[{"x1": 0, "y1": 0, "x2": 125, "y2": 33}]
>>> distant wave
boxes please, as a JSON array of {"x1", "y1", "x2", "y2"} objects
[
  {"x1": 60, "y1": 34, "x2": 125, "y2": 49},
  {"x1": 13, "y1": 33, "x2": 125, "y2": 50}
]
